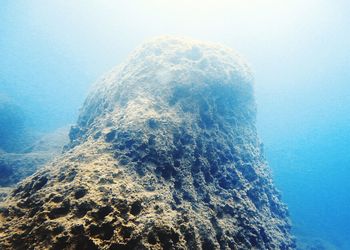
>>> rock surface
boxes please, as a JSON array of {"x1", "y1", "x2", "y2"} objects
[{"x1": 0, "y1": 37, "x2": 295, "y2": 249}]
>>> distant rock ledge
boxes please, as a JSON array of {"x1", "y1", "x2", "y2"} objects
[
  {"x1": 0, "y1": 37, "x2": 295, "y2": 249},
  {"x1": 0, "y1": 127, "x2": 69, "y2": 190}
]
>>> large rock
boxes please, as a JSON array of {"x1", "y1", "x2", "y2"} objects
[{"x1": 0, "y1": 37, "x2": 295, "y2": 249}]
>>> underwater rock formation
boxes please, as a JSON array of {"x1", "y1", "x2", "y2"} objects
[
  {"x1": 0, "y1": 95, "x2": 69, "y2": 191},
  {"x1": 0, "y1": 151, "x2": 55, "y2": 188},
  {"x1": 0, "y1": 37, "x2": 295, "y2": 249},
  {"x1": 0, "y1": 127, "x2": 69, "y2": 189}
]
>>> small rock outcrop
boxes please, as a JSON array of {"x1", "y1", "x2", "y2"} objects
[{"x1": 0, "y1": 37, "x2": 295, "y2": 249}]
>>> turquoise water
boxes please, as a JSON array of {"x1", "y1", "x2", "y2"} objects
[
  {"x1": 1, "y1": 1, "x2": 349, "y2": 248},
  {"x1": 257, "y1": 85, "x2": 350, "y2": 249}
]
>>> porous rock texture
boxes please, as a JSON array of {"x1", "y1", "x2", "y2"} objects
[{"x1": 0, "y1": 37, "x2": 295, "y2": 249}]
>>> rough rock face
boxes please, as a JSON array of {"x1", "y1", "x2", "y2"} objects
[{"x1": 0, "y1": 37, "x2": 295, "y2": 249}]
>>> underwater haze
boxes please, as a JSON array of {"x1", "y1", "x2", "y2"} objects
[{"x1": 1, "y1": 0, "x2": 350, "y2": 249}]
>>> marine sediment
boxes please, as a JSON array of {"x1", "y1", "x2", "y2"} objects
[{"x1": 0, "y1": 37, "x2": 295, "y2": 249}]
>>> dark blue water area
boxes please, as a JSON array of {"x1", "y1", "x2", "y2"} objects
[
  {"x1": 254, "y1": 48, "x2": 350, "y2": 248},
  {"x1": 258, "y1": 114, "x2": 350, "y2": 249}
]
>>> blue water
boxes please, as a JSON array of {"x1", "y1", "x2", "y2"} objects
[{"x1": 1, "y1": 1, "x2": 349, "y2": 248}]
